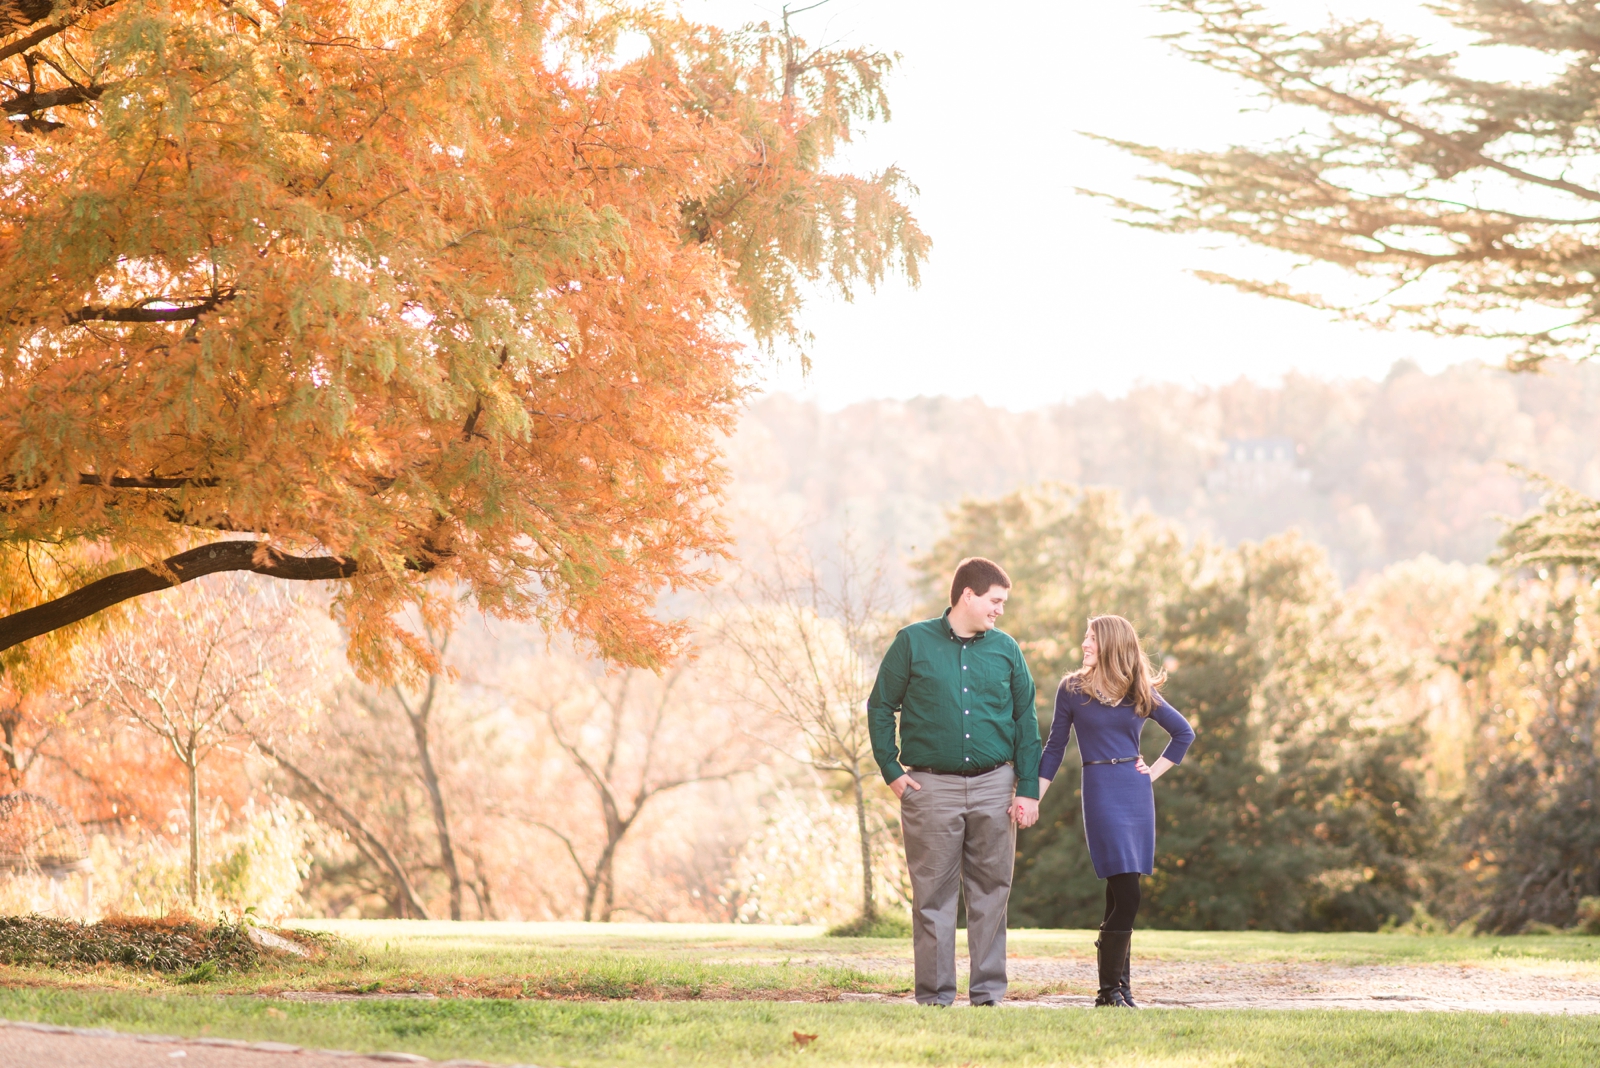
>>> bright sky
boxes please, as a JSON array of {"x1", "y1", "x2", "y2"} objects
[{"x1": 680, "y1": 0, "x2": 1519, "y2": 409}]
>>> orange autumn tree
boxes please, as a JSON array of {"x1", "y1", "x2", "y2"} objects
[
  {"x1": 0, "y1": 0, "x2": 926, "y2": 674},
  {"x1": 0, "y1": 543, "x2": 122, "y2": 785}
]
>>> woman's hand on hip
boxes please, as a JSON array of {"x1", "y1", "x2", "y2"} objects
[{"x1": 1139, "y1": 756, "x2": 1175, "y2": 783}]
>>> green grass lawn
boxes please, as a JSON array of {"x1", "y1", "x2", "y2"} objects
[
  {"x1": 5, "y1": 920, "x2": 1600, "y2": 998},
  {"x1": 3, "y1": 922, "x2": 1599, "y2": 1066},
  {"x1": 2, "y1": 986, "x2": 1598, "y2": 1067}
]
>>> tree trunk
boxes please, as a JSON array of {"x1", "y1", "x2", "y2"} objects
[
  {"x1": 0, "y1": 702, "x2": 18, "y2": 786},
  {"x1": 581, "y1": 821, "x2": 631, "y2": 922},
  {"x1": 404, "y1": 679, "x2": 462, "y2": 921},
  {"x1": 593, "y1": 812, "x2": 634, "y2": 922},
  {"x1": 581, "y1": 870, "x2": 601, "y2": 922},
  {"x1": 258, "y1": 738, "x2": 430, "y2": 919},
  {"x1": 851, "y1": 768, "x2": 876, "y2": 922},
  {"x1": 598, "y1": 852, "x2": 616, "y2": 922},
  {"x1": 465, "y1": 852, "x2": 495, "y2": 920},
  {"x1": 186, "y1": 752, "x2": 200, "y2": 906}
]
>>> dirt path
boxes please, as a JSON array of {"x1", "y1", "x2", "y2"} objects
[{"x1": 841, "y1": 955, "x2": 1600, "y2": 1013}]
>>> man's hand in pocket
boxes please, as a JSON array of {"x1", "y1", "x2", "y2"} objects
[{"x1": 891, "y1": 775, "x2": 922, "y2": 800}]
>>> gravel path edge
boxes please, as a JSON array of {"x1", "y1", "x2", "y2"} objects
[{"x1": 0, "y1": 1017, "x2": 548, "y2": 1066}]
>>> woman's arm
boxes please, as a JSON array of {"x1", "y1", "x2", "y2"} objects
[
  {"x1": 1150, "y1": 696, "x2": 1196, "y2": 766},
  {"x1": 1037, "y1": 684, "x2": 1075, "y2": 793}
]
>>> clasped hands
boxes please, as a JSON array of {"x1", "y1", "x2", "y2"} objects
[{"x1": 890, "y1": 774, "x2": 1040, "y2": 829}]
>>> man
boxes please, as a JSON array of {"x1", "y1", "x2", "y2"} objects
[{"x1": 868, "y1": 556, "x2": 1041, "y2": 1007}]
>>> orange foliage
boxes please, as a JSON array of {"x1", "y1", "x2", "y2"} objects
[
  {"x1": 0, "y1": 1, "x2": 925, "y2": 675},
  {"x1": 3, "y1": 684, "x2": 256, "y2": 831}
]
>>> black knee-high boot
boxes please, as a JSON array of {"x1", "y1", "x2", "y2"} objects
[
  {"x1": 1119, "y1": 936, "x2": 1138, "y2": 1008},
  {"x1": 1094, "y1": 928, "x2": 1133, "y2": 1007}
]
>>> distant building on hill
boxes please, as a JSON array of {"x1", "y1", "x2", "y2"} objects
[{"x1": 1207, "y1": 437, "x2": 1310, "y2": 495}]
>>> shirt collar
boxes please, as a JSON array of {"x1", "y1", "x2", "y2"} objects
[{"x1": 942, "y1": 607, "x2": 987, "y2": 644}]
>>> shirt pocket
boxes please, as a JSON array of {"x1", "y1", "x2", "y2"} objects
[{"x1": 968, "y1": 653, "x2": 1013, "y2": 707}]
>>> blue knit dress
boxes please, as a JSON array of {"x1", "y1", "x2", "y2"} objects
[{"x1": 1039, "y1": 682, "x2": 1195, "y2": 879}]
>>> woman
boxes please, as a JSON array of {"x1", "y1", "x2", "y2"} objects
[{"x1": 1038, "y1": 615, "x2": 1195, "y2": 1009}]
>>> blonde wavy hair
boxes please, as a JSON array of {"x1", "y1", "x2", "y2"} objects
[{"x1": 1065, "y1": 615, "x2": 1166, "y2": 718}]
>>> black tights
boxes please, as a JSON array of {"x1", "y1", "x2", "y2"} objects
[{"x1": 1102, "y1": 872, "x2": 1141, "y2": 931}]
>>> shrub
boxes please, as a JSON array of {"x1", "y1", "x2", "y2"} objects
[
  {"x1": 827, "y1": 912, "x2": 912, "y2": 938},
  {"x1": 0, "y1": 913, "x2": 263, "y2": 973}
]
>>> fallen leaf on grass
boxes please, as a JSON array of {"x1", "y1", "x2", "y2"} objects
[
  {"x1": 265, "y1": 1008, "x2": 286, "y2": 1019},
  {"x1": 792, "y1": 1031, "x2": 819, "y2": 1050}
]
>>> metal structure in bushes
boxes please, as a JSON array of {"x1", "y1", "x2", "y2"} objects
[{"x1": 0, "y1": 791, "x2": 90, "y2": 878}]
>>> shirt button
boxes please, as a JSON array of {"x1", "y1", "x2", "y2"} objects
[
  {"x1": 965, "y1": 734, "x2": 970, "y2": 739},
  {"x1": 962, "y1": 666, "x2": 967, "y2": 670},
  {"x1": 964, "y1": 757, "x2": 971, "y2": 762},
  {"x1": 965, "y1": 711, "x2": 970, "y2": 715}
]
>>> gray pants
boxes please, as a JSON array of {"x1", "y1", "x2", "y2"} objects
[{"x1": 899, "y1": 764, "x2": 1016, "y2": 1005}]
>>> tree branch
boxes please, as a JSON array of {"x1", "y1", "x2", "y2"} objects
[
  {"x1": 3, "y1": 82, "x2": 101, "y2": 115},
  {"x1": 83, "y1": 473, "x2": 223, "y2": 489},
  {"x1": 255, "y1": 736, "x2": 432, "y2": 919},
  {"x1": 0, "y1": 472, "x2": 222, "y2": 491},
  {"x1": 67, "y1": 295, "x2": 231, "y2": 324},
  {"x1": 0, "y1": 1, "x2": 121, "y2": 64},
  {"x1": 1184, "y1": 11, "x2": 1600, "y2": 204},
  {"x1": 0, "y1": 1, "x2": 55, "y2": 37},
  {"x1": 0, "y1": 541, "x2": 367, "y2": 654},
  {"x1": 532, "y1": 820, "x2": 598, "y2": 890}
]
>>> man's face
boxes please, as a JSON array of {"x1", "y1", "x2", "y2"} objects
[{"x1": 962, "y1": 585, "x2": 1009, "y2": 630}]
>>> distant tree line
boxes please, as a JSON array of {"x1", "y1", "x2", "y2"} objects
[
  {"x1": 924, "y1": 484, "x2": 1597, "y2": 933},
  {"x1": 733, "y1": 358, "x2": 1600, "y2": 588}
]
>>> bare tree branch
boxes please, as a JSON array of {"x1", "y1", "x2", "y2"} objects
[{"x1": 256, "y1": 735, "x2": 432, "y2": 919}]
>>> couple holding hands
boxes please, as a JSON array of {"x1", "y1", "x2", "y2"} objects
[{"x1": 868, "y1": 556, "x2": 1196, "y2": 1009}]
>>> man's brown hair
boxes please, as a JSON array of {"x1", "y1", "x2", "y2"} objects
[{"x1": 949, "y1": 557, "x2": 1011, "y2": 607}]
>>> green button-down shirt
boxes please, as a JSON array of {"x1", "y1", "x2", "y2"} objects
[{"x1": 867, "y1": 610, "x2": 1042, "y2": 799}]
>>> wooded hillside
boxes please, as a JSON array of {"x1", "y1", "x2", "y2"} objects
[{"x1": 728, "y1": 359, "x2": 1600, "y2": 581}]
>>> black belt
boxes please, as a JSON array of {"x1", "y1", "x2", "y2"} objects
[
  {"x1": 908, "y1": 761, "x2": 1010, "y2": 778},
  {"x1": 1082, "y1": 756, "x2": 1140, "y2": 766}
]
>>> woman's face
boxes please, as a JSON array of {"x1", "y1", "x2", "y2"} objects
[{"x1": 1082, "y1": 626, "x2": 1098, "y2": 668}]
